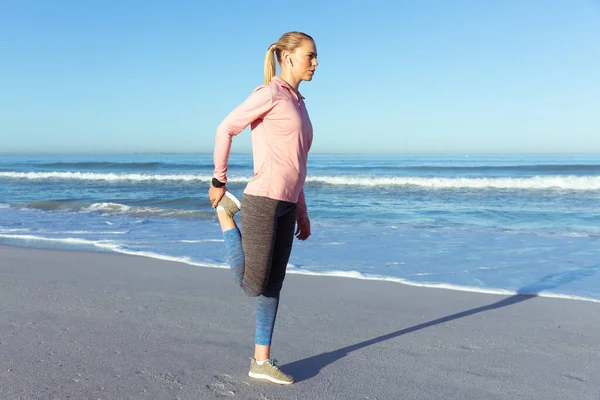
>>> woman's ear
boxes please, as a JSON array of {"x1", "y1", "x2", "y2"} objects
[{"x1": 282, "y1": 51, "x2": 293, "y2": 67}]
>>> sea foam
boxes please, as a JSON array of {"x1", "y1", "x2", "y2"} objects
[
  {"x1": 307, "y1": 175, "x2": 600, "y2": 190},
  {"x1": 1, "y1": 233, "x2": 598, "y2": 303},
  {"x1": 2, "y1": 171, "x2": 600, "y2": 190},
  {"x1": 284, "y1": 266, "x2": 600, "y2": 303}
]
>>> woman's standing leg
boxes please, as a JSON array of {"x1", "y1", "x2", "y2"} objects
[
  {"x1": 253, "y1": 201, "x2": 296, "y2": 361},
  {"x1": 244, "y1": 199, "x2": 297, "y2": 384},
  {"x1": 240, "y1": 196, "x2": 296, "y2": 350}
]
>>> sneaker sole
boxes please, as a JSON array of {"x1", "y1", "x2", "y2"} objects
[
  {"x1": 224, "y1": 191, "x2": 241, "y2": 209},
  {"x1": 248, "y1": 371, "x2": 294, "y2": 385}
]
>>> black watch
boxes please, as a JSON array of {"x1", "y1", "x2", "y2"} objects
[{"x1": 211, "y1": 178, "x2": 225, "y2": 188}]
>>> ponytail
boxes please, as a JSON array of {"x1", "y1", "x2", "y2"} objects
[{"x1": 264, "y1": 44, "x2": 277, "y2": 85}]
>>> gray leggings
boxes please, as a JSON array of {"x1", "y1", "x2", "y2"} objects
[{"x1": 240, "y1": 193, "x2": 296, "y2": 297}]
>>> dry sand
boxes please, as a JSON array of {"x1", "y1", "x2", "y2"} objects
[{"x1": 0, "y1": 244, "x2": 598, "y2": 399}]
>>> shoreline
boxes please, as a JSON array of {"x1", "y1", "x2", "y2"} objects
[
  {"x1": 1, "y1": 240, "x2": 599, "y2": 304},
  {"x1": 1, "y1": 243, "x2": 599, "y2": 399}
]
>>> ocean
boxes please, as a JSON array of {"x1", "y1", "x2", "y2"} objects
[{"x1": 1, "y1": 153, "x2": 599, "y2": 302}]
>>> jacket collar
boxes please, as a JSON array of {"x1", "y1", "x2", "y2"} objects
[{"x1": 272, "y1": 76, "x2": 305, "y2": 99}]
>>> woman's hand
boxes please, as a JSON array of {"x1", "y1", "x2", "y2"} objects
[
  {"x1": 208, "y1": 185, "x2": 226, "y2": 208},
  {"x1": 295, "y1": 217, "x2": 311, "y2": 241}
]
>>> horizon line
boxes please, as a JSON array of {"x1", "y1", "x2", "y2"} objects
[{"x1": 2, "y1": 151, "x2": 600, "y2": 156}]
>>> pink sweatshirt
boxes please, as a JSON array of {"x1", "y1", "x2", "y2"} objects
[{"x1": 213, "y1": 76, "x2": 313, "y2": 220}]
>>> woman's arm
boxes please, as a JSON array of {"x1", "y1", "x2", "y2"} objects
[
  {"x1": 213, "y1": 86, "x2": 274, "y2": 183},
  {"x1": 295, "y1": 189, "x2": 311, "y2": 240}
]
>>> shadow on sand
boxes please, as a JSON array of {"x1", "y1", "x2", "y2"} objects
[{"x1": 283, "y1": 264, "x2": 599, "y2": 382}]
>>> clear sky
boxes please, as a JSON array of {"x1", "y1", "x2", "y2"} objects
[{"x1": 1, "y1": 0, "x2": 599, "y2": 154}]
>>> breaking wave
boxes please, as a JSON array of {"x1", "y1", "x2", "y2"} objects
[{"x1": 2, "y1": 171, "x2": 600, "y2": 190}]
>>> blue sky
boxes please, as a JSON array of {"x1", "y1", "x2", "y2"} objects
[{"x1": 1, "y1": 0, "x2": 599, "y2": 154}]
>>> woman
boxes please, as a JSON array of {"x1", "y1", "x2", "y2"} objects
[{"x1": 208, "y1": 31, "x2": 318, "y2": 384}]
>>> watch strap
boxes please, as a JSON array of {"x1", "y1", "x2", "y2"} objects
[{"x1": 211, "y1": 177, "x2": 225, "y2": 188}]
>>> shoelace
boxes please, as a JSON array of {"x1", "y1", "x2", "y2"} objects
[{"x1": 268, "y1": 359, "x2": 280, "y2": 370}]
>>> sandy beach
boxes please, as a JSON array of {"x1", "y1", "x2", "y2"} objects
[{"x1": 0, "y1": 244, "x2": 598, "y2": 400}]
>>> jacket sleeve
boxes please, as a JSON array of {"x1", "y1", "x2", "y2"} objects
[
  {"x1": 296, "y1": 189, "x2": 308, "y2": 220},
  {"x1": 213, "y1": 86, "x2": 274, "y2": 183}
]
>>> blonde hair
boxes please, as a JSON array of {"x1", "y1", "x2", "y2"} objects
[{"x1": 264, "y1": 31, "x2": 314, "y2": 85}]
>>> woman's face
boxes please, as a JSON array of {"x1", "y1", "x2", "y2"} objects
[{"x1": 287, "y1": 40, "x2": 318, "y2": 82}]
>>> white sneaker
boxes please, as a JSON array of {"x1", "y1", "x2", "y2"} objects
[
  {"x1": 215, "y1": 191, "x2": 241, "y2": 217},
  {"x1": 248, "y1": 358, "x2": 294, "y2": 385}
]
